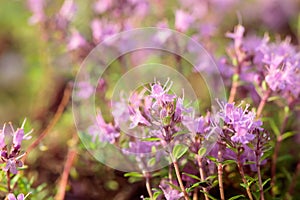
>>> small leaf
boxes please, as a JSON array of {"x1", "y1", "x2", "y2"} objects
[
  {"x1": 173, "y1": 130, "x2": 188, "y2": 138},
  {"x1": 124, "y1": 172, "x2": 143, "y2": 178},
  {"x1": 198, "y1": 147, "x2": 207, "y2": 157},
  {"x1": 142, "y1": 137, "x2": 161, "y2": 142},
  {"x1": 128, "y1": 176, "x2": 143, "y2": 183},
  {"x1": 262, "y1": 81, "x2": 268, "y2": 91},
  {"x1": 172, "y1": 144, "x2": 189, "y2": 160},
  {"x1": 153, "y1": 191, "x2": 162, "y2": 200},
  {"x1": 262, "y1": 178, "x2": 271, "y2": 187},
  {"x1": 267, "y1": 96, "x2": 281, "y2": 102},
  {"x1": 222, "y1": 159, "x2": 236, "y2": 165},
  {"x1": 281, "y1": 131, "x2": 296, "y2": 141},
  {"x1": 182, "y1": 172, "x2": 201, "y2": 181},
  {"x1": 147, "y1": 157, "x2": 156, "y2": 167},
  {"x1": 277, "y1": 154, "x2": 293, "y2": 163},
  {"x1": 240, "y1": 183, "x2": 248, "y2": 188},
  {"x1": 268, "y1": 119, "x2": 280, "y2": 137},
  {"x1": 206, "y1": 156, "x2": 218, "y2": 163},
  {"x1": 206, "y1": 175, "x2": 217, "y2": 181},
  {"x1": 200, "y1": 190, "x2": 218, "y2": 200},
  {"x1": 165, "y1": 181, "x2": 182, "y2": 191},
  {"x1": 228, "y1": 195, "x2": 245, "y2": 200},
  {"x1": 260, "y1": 149, "x2": 272, "y2": 162},
  {"x1": 186, "y1": 181, "x2": 207, "y2": 193}
]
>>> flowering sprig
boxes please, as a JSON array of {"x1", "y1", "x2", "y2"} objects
[{"x1": 0, "y1": 120, "x2": 32, "y2": 176}]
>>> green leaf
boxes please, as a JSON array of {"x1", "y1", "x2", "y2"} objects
[
  {"x1": 277, "y1": 155, "x2": 293, "y2": 163},
  {"x1": 260, "y1": 150, "x2": 272, "y2": 162},
  {"x1": 262, "y1": 81, "x2": 268, "y2": 91},
  {"x1": 262, "y1": 178, "x2": 271, "y2": 188},
  {"x1": 200, "y1": 190, "x2": 218, "y2": 200},
  {"x1": 228, "y1": 195, "x2": 245, "y2": 200},
  {"x1": 186, "y1": 181, "x2": 207, "y2": 193},
  {"x1": 281, "y1": 131, "x2": 296, "y2": 141},
  {"x1": 147, "y1": 157, "x2": 156, "y2": 167},
  {"x1": 173, "y1": 130, "x2": 188, "y2": 138},
  {"x1": 245, "y1": 175, "x2": 255, "y2": 182},
  {"x1": 165, "y1": 181, "x2": 182, "y2": 191},
  {"x1": 182, "y1": 172, "x2": 201, "y2": 181},
  {"x1": 172, "y1": 144, "x2": 189, "y2": 160},
  {"x1": 198, "y1": 147, "x2": 207, "y2": 157},
  {"x1": 153, "y1": 191, "x2": 162, "y2": 200},
  {"x1": 222, "y1": 159, "x2": 236, "y2": 165},
  {"x1": 268, "y1": 118, "x2": 280, "y2": 137},
  {"x1": 281, "y1": 167, "x2": 292, "y2": 182},
  {"x1": 206, "y1": 156, "x2": 218, "y2": 163},
  {"x1": 206, "y1": 175, "x2": 217, "y2": 181},
  {"x1": 124, "y1": 172, "x2": 143, "y2": 178},
  {"x1": 267, "y1": 96, "x2": 281, "y2": 102},
  {"x1": 142, "y1": 137, "x2": 161, "y2": 142}
]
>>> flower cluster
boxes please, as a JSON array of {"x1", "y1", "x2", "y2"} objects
[
  {"x1": 223, "y1": 24, "x2": 300, "y2": 102},
  {"x1": 0, "y1": 121, "x2": 32, "y2": 175},
  {"x1": 217, "y1": 101, "x2": 263, "y2": 144}
]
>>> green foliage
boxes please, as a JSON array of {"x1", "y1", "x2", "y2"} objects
[{"x1": 172, "y1": 144, "x2": 189, "y2": 160}]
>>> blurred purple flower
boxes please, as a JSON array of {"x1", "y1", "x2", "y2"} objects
[
  {"x1": 3, "y1": 158, "x2": 23, "y2": 175},
  {"x1": 159, "y1": 180, "x2": 183, "y2": 200},
  {"x1": 56, "y1": 0, "x2": 77, "y2": 28},
  {"x1": 94, "y1": 0, "x2": 113, "y2": 14},
  {"x1": 76, "y1": 81, "x2": 94, "y2": 99},
  {"x1": 27, "y1": 0, "x2": 45, "y2": 24},
  {"x1": 7, "y1": 193, "x2": 24, "y2": 200},
  {"x1": 88, "y1": 114, "x2": 120, "y2": 143},
  {"x1": 91, "y1": 19, "x2": 120, "y2": 43},
  {"x1": 175, "y1": 10, "x2": 194, "y2": 32},
  {"x1": 59, "y1": 0, "x2": 76, "y2": 19},
  {"x1": 67, "y1": 30, "x2": 87, "y2": 51},
  {"x1": 129, "y1": 110, "x2": 151, "y2": 129},
  {"x1": 0, "y1": 129, "x2": 5, "y2": 149},
  {"x1": 182, "y1": 115, "x2": 207, "y2": 134},
  {"x1": 226, "y1": 24, "x2": 245, "y2": 50}
]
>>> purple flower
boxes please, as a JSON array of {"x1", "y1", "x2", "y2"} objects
[
  {"x1": 0, "y1": 129, "x2": 5, "y2": 149},
  {"x1": 126, "y1": 140, "x2": 158, "y2": 155},
  {"x1": 88, "y1": 114, "x2": 120, "y2": 143},
  {"x1": 226, "y1": 24, "x2": 245, "y2": 50},
  {"x1": 7, "y1": 193, "x2": 24, "y2": 200},
  {"x1": 159, "y1": 180, "x2": 183, "y2": 200},
  {"x1": 182, "y1": 115, "x2": 206, "y2": 134},
  {"x1": 90, "y1": 19, "x2": 120, "y2": 43},
  {"x1": 129, "y1": 110, "x2": 151, "y2": 129},
  {"x1": 59, "y1": 0, "x2": 76, "y2": 20},
  {"x1": 3, "y1": 158, "x2": 23, "y2": 175},
  {"x1": 218, "y1": 101, "x2": 262, "y2": 144},
  {"x1": 76, "y1": 81, "x2": 94, "y2": 99},
  {"x1": 94, "y1": 0, "x2": 113, "y2": 14},
  {"x1": 259, "y1": 38, "x2": 300, "y2": 98},
  {"x1": 174, "y1": 98, "x2": 192, "y2": 122},
  {"x1": 150, "y1": 83, "x2": 175, "y2": 105},
  {"x1": 175, "y1": 10, "x2": 194, "y2": 32},
  {"x1": 56, "y1": 0, "x2": 77, "y2": 28},
  {"x1": 67, "y1": 30, "x2": 87, "y2": 51},
  {"x1": 13, "y1": 129, "x2": 24, "y2": 149},
  {"x1": 27, "y1": 0, "x2": 45, "y2": 24}
]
